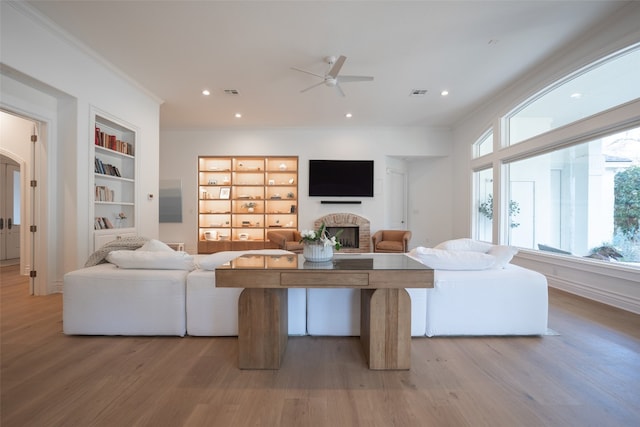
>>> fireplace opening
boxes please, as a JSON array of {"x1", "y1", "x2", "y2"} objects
[{"x1": 327, "y1": 226, "x2": 359, "y2": 249}]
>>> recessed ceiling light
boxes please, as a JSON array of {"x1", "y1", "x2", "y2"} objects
[
  {"x1": 441, "y1": 90, "x2": 449, "y2": 96},
  {"x1": 345, "y1": 113, "x2": 353, "y2": 118},
  {"x1": 202, "y1": 89, "x2": 210, "y2": 96},
  {"x1": 570, "y1": 92, "x2": 582, "y2": 99},
  {"x1": 234, "y1": 113, "x2": 242, "y2": 118}
]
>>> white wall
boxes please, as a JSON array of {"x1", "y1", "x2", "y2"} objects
[
  {"x1": 1, "y1": 2, "x2": 161, "y2": 292},
  {"x1": 451, "y1": 2, "x2": 640, "y2": 313},
  {"x1": 159, "y1": 127, "x2": 452, "y2": 253}
]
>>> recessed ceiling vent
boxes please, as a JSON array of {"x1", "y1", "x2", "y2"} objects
[
  {"x1": 223, "y1": 89, "x2": 240, "y2": 95},
  {"x1": 410, "y1": 89, "x2": 428, "y2": 96}
]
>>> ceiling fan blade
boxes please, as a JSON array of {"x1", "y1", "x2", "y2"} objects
[
  {"x1": 327, "y1": 55, "x2": 346, "y2": 78},
  {"x1": 300, "y1": 81, "x2": 325, "y2": 93},
  {"x1": 337, "y1": 75, "x2": 374, "y2": 83},
  {"x1": 334, "y1": 83, "x2": 346, "y2": 97},
  {"x1": 291, "y1": 67, "x2": 324, "y2": 79}
]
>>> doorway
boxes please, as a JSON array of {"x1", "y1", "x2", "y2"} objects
[
  {"x1": 387, "y1": 168, "x2": 408, "y2": 230},
  {"x1": 0, "y1": 155, "x2": 21, "y2": 265}
]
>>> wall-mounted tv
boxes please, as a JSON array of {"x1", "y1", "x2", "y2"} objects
[{"x1": 309, "y1": 160, "x2": 374, "y2": 197}]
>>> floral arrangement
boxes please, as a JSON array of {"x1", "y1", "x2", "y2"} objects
[
  {"x1": 300, "y1": 223, "x2": 342, "y2": 251},
  {"x1": 117, "y1": 212, "x2": 127, "y2": 220},
  {"x1": 241, "y1": 202, "x2": 257, "y2": 209}
]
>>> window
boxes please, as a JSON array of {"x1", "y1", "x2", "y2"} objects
[
  {"x1": 473, "y1": 131, "x2": 493, "y2": 158},
  {"x1": 508, "y1": 45, "x2": 640, "y2": 145},
  {"x1": 507, "y1": 126, "x2": 639, "y2": 265},
  {"x1": 474, "y1": 168, "x2": 493, "y2": 242},
  {"x1": 472, "y1": 42, "x2": 640, "y2": 268}
]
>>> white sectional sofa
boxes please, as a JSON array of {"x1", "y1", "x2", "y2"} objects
[
  {"x1": 64, "y1": 263, "x2": 189, "y2": 336},
  {"x1": 63, "y1": 238, "x2": 548, "y2": 338}
]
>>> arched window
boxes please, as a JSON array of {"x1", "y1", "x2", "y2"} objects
[
  {"x1": 474, "y1": 43, "x2": 640, "y2": 267},
  {"x1": 507, "y1": 45, "x2": 640, "y2": 145}
]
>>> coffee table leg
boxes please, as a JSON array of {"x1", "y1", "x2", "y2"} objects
[
  {"x1": 238, "y1": 288, "x2": 288, "y2": 369},
  {"x1": 361, "y1": 288, "x2": 411, "y2": 370}
]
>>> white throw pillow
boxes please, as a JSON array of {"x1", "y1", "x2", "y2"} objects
[
  {"x1": 137, "y1": 239, "x2": 174, "y2": 252},
  {"x1": 409, "y1": 247, "x2": 496, "y2": 270},
  {"x1": 488, "y1": 245, "x2": 519, "y2": 269},
  {"x1": 196, "y1": 249, "x2": 294, "y2": 270},
  {"x1": 434, "y1": 238, "x2": 493, "y2": 253},
  {"x1": 107, "y1": 250, "x2": 195, "y2": 270}
]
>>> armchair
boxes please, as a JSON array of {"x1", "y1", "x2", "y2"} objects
[
  {"x1": 372, "y1": 230, "x2": 412, "y2": 253},
  {"x1": 267, "y1": 230, "x2": 304, "y2": 253}
]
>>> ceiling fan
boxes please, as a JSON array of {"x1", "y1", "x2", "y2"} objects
[{"x1": 291, "y1": 55, "x2": 374, "y2": 97}]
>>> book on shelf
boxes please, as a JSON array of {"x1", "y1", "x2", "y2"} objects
[
  {"x1": 95, "y1": 185, "x2": 115, "y2": 202},
  {"x1": 95, "y1": 126, "x2": 134, "y2": 156},
  {"x1": 102, "y1": 217, "x2": 114, "y2": 229},
  {"x1": 94, "y1": 217, "x2": 111, "y2": 230},
  {"x1": 95, "y1": 157, "x2": 121, "y2": 177}
]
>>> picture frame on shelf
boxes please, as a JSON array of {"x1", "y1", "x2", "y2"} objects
[{"x1": 219, "y1": 187, "x2": 230, "y2": 199}]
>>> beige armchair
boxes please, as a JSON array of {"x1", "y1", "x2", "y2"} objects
[
  {"x1": 267, "y1": 230, "x2": 304, "y2": 253},
  {"x1": 371, "y1": 230, "x2": 412, "y2": 253}
]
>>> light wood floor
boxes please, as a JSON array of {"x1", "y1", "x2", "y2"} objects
[{"x1": 1, "y1": 264, "x2": 639, "y2": 427}]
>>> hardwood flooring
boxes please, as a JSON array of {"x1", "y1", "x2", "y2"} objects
[{"x1": 1, "y1": 264, "x2": 639, "y2": 426}]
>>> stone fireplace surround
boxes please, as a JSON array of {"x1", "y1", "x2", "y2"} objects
[{"x1": 313, "y1": 213, "x2": 371, "y2": 253}]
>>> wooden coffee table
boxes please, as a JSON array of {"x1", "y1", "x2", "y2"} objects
[{"x1": 215, "y1": 253, "x2": 434, "y2": 370}]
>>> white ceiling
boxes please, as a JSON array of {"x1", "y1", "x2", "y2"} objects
[{"x1": 26, "y1": 1, "x2": 627, "y2": 129}]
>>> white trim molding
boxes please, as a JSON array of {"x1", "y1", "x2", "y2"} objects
[{"x1": 513, "y1": 250, "x2": 640, "y2": 315}]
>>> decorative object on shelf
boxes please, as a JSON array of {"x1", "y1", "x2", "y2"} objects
[
  {"x1": 204, "y1": 230, "x2": 218, "y2": 241},
  {"x1": 219, "y1": 187, "x2": 230, "y2": 199},
  {"x1": 115, "y1": 212, "x2": 127, "y2": 228},
  {"x1": 242, "y1": 201, "x2": 257, "y2": 212},
  {"x1": 279, "y1": 163, "x2": 287, "y2": 170},
  {"x1": 287, "y1": 192, "x2": 295, "y2": 199},
  {"x1": 300, "y1": 223, "x2": 343, "y2": 262}
]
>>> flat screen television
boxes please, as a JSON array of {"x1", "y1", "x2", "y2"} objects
[{"x1": 309, "y1": 160, "x2": 374, "y2": 197}]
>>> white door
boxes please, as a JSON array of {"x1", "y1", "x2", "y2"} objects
[
  {"x1": 1, "y1": 161, "x2": 21, "y2": 260},
  {"x1": 388, "y1": 169, "x2": 407, "y2": 229}
]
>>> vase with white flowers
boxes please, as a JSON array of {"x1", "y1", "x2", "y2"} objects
[{"x1": 299, "y1": 223, "x2": 342, "y2": 262}]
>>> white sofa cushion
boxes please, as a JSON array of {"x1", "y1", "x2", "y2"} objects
[
  {"x1": 138, "y1": 239, "x2": 175, "y2": 252},
  {"x1": 63, "y1": 263, "x2": 188, "y2": 336},
  {"x1": 434, "y1": 238, "x2": 493, "y2": 253},
  {"x1": 409, "y1": 247, "x2": 496, "y2": 270},
  {"x1": 106, "y1": 250, "x2": 195, "y2": 270},
  {"x1": 488, "y1": 245, "x2": 519, "y2": 269},
  {"x1": 426, "y1": 265, "x2": 548, "y2": 336}
]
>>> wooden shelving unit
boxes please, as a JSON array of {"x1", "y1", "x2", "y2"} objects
[{"x1": 197, "y1": 156, "x2": 298, "y2": 254}]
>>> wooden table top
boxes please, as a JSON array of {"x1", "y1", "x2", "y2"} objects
[{"x1": 215, "y1": 253, "x2": 434, "y2": 289}]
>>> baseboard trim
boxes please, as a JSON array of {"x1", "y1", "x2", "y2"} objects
[{"x1": 548, "y1": 275, "x2": 640, "y2": 315}]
